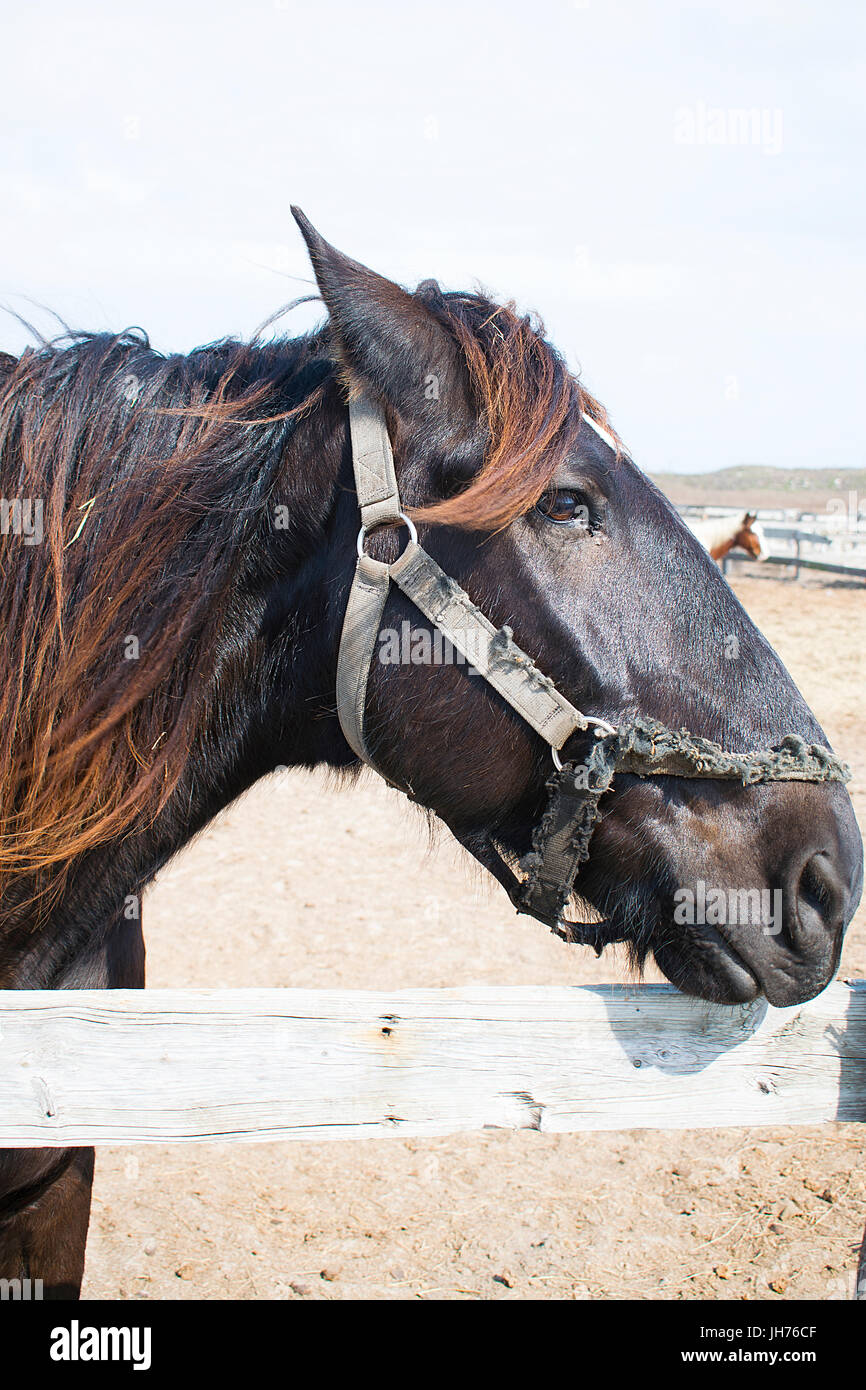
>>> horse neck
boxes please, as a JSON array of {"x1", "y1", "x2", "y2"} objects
[
  {"x1": 175, "y1": 377, "x2": 351, "y2": 790},
  {"x1": 711, "y1": 535, "x2": 737, "y2": 561},
  {"x1": 690, "y1": 515, "x2": 748, "y2": 560}
]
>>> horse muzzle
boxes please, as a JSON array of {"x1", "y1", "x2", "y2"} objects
[{"x1": 623, "y1": 778, "x2": 863, "y2": 1007}]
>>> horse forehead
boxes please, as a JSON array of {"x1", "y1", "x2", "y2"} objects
[
  {"x1": 580, "y1": 412, "x2": 619, "y2": 455},
  {"x1": 568, "y1": 424, "x2": 646, "y2": 500},
  {"x1": 572, "y1": 416, "x2": 619, "y2": 472}
]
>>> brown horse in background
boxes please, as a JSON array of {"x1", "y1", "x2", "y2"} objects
[{"x1": 687, "y1": 510, "x2": 769, "y2": 563}]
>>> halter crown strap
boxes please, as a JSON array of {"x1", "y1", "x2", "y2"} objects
[
  {"x1": 335, "y1": 396, "x2": 401, "y2": 767},
  {"x1": 347, "y1": 394, "x2": 402, "y2": 530}
]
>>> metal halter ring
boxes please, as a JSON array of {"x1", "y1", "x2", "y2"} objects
[
  {"x1": 357, "y1": 511, "x2": 418, "y2": 560},
  {"x1": 552, "y1": 716, "x2": 618, "y2": 771}
]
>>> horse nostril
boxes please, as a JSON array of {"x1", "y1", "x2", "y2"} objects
[{"x1": 795, "y1": 852, "x2": 845, "y2": 936}]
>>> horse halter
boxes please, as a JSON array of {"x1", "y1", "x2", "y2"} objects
[{"x1": 336, "y1": 394, "x2": 851, "y2": 944}]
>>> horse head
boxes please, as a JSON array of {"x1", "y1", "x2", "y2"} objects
[
  {"x1": 292, "y1": 212, "x2": 861, "y2": 1008},
  {"x1": 734, "y1": 512, "x2": 769, "y2": 562}
]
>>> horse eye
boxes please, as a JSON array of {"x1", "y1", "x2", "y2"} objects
[{"x1": 535, "y1": 489, "x2": 591, "y2": 527}]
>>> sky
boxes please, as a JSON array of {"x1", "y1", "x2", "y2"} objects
[{"x1": 1, "y1": 0, "x2": 863, "y2": 474}]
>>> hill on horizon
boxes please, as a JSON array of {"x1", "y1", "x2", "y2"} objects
[{"x1": 651, "y1": 464, "x2": 866, "y2": 514}]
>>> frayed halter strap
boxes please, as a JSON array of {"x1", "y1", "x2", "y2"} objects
[{"x1": 336, "y1": 395, "x2": 851, "y2": 942}]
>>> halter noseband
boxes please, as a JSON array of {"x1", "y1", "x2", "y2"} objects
[{"x1": 336, "y1": 395, "x2": 851, "y2": 944}]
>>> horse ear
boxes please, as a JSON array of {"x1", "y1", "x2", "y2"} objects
[
  {"x1": 744, "y1": 511, "x2": 756, "y2": 526},
  {"x1": 291, "y1": 207, "x2": 465, "y2": 419}
]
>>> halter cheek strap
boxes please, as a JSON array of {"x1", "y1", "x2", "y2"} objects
[{"x1": 335, "y1": 393, "x2": 851, "y2": 940}]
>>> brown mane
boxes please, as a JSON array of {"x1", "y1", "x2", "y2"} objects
[{"x1": 0, "y1": 330, "x2": 324, "y2": 917}]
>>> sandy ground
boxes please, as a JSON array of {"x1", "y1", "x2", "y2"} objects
[{"x1": 81, "y1": 567, "x2": 866, "y2": 1301}]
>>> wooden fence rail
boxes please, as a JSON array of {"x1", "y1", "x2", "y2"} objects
[{"x1": 0, "y1": 982, "x2": 863, "y2": 1146}]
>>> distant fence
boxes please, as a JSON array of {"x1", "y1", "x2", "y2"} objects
[
  {"x1": 758, "y1": 554, "x2": 866, "y2": 581},
  {"x1": 0, "y1": 982, "x2": 863, "y2": 1146}
]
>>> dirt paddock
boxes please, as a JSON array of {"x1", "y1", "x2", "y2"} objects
[{"x1": 82, "y1": 572, "x2": 866, "y2": 1301}]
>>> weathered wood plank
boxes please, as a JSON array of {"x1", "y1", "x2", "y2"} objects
[{"x1": 0, "y1": 982, "x2": 863, "y2": 1145}]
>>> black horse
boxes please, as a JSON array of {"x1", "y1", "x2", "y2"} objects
[{"x1": 0, "y1": 211, "x2": 861, "y2": 1297}]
